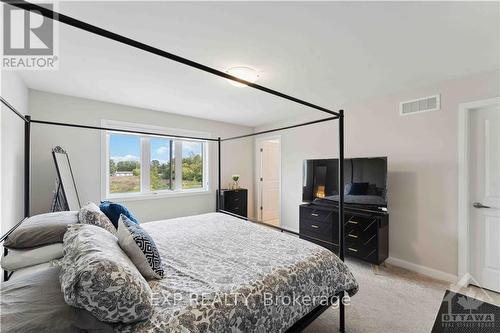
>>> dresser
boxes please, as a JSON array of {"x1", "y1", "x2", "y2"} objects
[
  {"x1": 299, "y1": 202, "x2": 389, "y2": 264},
  {"x1": 219, "y1": 189, "x2": 248, "y2": 218}
]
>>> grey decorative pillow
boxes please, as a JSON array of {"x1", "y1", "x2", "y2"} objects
[
  {"x1": 4, "y1": 211, "x2": 78, "y2": 249},
  {"x1": 78, "y1": 202, "x2": 116, "y2": 235},
  {"x1": 117, "y1": 214, "x2": 164, "y2": 280},
  {"x1": 57, "y1": 224, "x2": 153, "y2": 323}
]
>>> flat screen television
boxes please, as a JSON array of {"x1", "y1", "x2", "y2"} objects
[{"x1": 302, "y1": 157, "x2": 387, "y2": 208}]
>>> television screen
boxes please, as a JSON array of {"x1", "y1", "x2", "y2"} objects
[{"x1": 303, "y1": 157, "x2": 387, "y2": 207}]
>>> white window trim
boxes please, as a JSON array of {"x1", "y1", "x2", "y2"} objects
[{"x1": 100, "y1": 120, "x2": 211, "y2": 201}]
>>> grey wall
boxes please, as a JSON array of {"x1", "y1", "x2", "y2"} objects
[
  {"x1": 1, "y1": 72, "x2": 29, "y2": 236},
  {"x1": 254, "y1": 70, "x2": 499, "y2": 278},
  {"x1": 29, "y1": 90, "x2": 255, "y2": 222}
]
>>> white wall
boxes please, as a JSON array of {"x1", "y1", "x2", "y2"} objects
[
  {"x1": 1, "y1": 72, "x2": 29, "y2": 236},
  {"x1": 29, "y1": 90, "x2": 255, "y2": 222},
  {"x1": 255, "y1": 70, "x2": 499, "y2": 277}
]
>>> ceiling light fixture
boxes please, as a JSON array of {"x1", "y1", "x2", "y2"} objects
[{"x1": 226, "y1": 66, "x2": 259, "y2": 87}]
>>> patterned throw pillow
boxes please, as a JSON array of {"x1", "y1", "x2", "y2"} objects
[
  {"x1": 78, "y1": 202, "x2": 116, "y2": 235},
  {"x1": 57, "y1": 224, "x2": 153, "y2": 323},
  {"x1": 99, "y1": 201, "x2": 139, "y2": 228},
  {"x1": 117, "y1": 214, "x2": 164, "y2": 280}
]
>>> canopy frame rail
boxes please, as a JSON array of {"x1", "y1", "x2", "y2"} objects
[
  {"x1": 3, "y1": 0, "x2": 340, "y2": 118},
  {"x1": 222, "y1": 116, "x2": 338, "y2": 141}
]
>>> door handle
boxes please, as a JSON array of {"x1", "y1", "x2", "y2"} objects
[{"x1": 473, "y1": 202, "x2": 491, "y2": 209}]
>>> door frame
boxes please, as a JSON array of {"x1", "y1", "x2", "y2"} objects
[
  {"x1": 255, "y1": 135, "x2": 281, "y2": 223},
  {"x1": 458, "y1": 97, "x2": 500, "y2": 285}
]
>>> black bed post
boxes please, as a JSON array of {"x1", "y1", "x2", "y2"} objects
[
  {"x1": 216, "y1": 137, "x2": 221, "y2": 212},
  {"x1": 24, "y1": 115, "x2": 31, "y2": 218},
  {"x1": 338, "y1": 109, "x2": 345, "y2": 332}
]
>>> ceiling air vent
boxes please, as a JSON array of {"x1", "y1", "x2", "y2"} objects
[{"x1": 400, "y1": 94, "x2": 440, "y2": 116}]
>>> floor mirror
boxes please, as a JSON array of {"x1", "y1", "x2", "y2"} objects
[{"x1": 51, "y1": 146, "x2": 81, "y2": 211}]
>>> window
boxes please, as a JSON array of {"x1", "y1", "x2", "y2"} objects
[
  {"x1": 104, "y1": 123, "x2": 208, "y2": 199},
  {"x1": 109, "y1": 134, "x2": 141, "y2": 194},
  {"x1": 150, "y1": 138, "x2": 174, "y2": 191},
  {"x1": 182, "y1": 141, "x2": 203, "y2": 189}
]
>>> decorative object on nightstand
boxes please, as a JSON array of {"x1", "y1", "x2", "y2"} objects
[
  {"x1": 231, "y1": 174, "x2": 240, "y2": 189},
  {"x1": 219, "y1": 188, "x2": 248, "y2": 217}
]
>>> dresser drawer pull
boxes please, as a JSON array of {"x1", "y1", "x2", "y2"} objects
[
  {"x1": 348, "y1": 247, "x2": 358, "y2": 252},
  {"x1": 348, "y1": 234, "x2": 358, "y2": 239},
  {"x1": 234, "y1": 207, "x2": 239, "y2": 210},
  {"x1": 311, "y1": 213, "x2": 319, "y2": 217},
  {"x1": 234, "y1": 198, "x2": 239, "y2": 201},
  {"x1": 311, "y1": 224, "x2": 320, "y2": 229}
]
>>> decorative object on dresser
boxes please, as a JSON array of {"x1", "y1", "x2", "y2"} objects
[
  {"x1": 300, "y1": 200, "x2": 389, "y2": 265},
  {"x1": 219, "y1": 188, "x2": 248, "y2": 218}
]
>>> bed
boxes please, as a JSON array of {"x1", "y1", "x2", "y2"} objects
[
  {"x1": 120, "y1": 213, "x2": 358, "y2": 332},
  {"x1": 1, "y1": 212, "x2": 358, "y2": 333}
]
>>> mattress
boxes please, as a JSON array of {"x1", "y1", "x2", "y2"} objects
[{"x1": 120, "y1": 212, "x2": 358, "y2": 333}]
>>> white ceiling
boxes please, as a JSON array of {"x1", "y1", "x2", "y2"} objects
[{"x1": 18, "y1": 1, "x2": 499, "y2": 127}]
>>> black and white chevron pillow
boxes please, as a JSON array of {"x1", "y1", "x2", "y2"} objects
[{"x1": 117, "y1": 214, "x2": 164, "y2": 279}]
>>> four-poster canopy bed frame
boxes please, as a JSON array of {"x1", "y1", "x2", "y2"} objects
[{"x1": 0, "y1": 1, "x2": 347, "y2": 331}]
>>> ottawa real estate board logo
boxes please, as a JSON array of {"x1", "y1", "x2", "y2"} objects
[{"x1": 2, "y1": 2, "x2": 59, "y2": 70}]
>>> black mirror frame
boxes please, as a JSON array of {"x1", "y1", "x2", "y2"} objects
[{"x1": 52, "y1": 146, "x2": 81, "y2": 210}]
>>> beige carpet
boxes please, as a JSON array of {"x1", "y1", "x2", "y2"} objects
[{"x1": 304, "y1": 259, "x2": 500, "y2": 333}]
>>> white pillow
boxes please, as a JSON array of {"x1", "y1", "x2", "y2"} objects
[{"x1": 1, "y1": 243, "x2": 63, "y2": 271}]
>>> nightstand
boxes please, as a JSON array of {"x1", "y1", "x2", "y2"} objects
[{"x1": 219, "y1": 189, "x2": 248, "y2": 218}]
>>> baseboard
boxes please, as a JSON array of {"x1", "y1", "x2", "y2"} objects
[{"x1": 386, "y1": 256, "x2": 458, "y2": 283}]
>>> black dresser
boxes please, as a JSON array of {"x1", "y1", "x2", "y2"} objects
[
  {"x1": 299, "y1": 201, "x2": 389, "y2": 264},
  {"x1": 219, "y1": 189, "x2": 248, "y2": 218}
]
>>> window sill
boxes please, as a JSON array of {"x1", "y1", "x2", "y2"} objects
[{"x1": 104, "y1": 189, "x2": 213, "y2": 202}]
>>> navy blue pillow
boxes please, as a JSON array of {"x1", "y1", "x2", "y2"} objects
[
  {"x1": 99, "y1": 201, "x2": 139, "y2": 228},
  {"x1": 348, "y1": 182, "x2": 369, "y2": 195}
]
